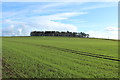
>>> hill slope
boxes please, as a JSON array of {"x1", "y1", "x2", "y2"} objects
[{"x1": 2, "y1": 36, "x2": 119, "y2": 78}]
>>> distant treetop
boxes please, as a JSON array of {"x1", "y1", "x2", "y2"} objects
[{"x1": 30, "y1": 31, "x2": 89, "y2": 38}]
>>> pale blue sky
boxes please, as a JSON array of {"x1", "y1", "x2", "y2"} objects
[{"x1": 2, "y1": 2, "x2": 118, "y2": 39}]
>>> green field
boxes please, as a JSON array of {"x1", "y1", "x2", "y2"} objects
[{"x1": 2, "y1": 36, "x2": 119, "y2": 78}]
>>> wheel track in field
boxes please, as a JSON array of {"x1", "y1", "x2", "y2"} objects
[
  {"x1": 6, "y1": 40, "x2": 120, "y2": 62},
  {"x1": 40, "y1": 45, "x2": 120, "y2": 62}
]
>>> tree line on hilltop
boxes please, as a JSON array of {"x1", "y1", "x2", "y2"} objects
[{"x1": 30, "y1": 31, "x2": 89, "y2": 38}]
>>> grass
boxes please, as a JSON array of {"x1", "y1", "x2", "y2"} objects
[{"x1": 2, "y1": 36, "x2": 119, "y2": 78}]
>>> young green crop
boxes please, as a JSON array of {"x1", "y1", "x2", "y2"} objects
[{"x1": 2, "y1": 36, "x2": 118, "y2": 78}]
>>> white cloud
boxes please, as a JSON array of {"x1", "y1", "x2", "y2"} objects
[
  {"x1": 25, "y1": 12, "x2": 85, "y2": 32},
  {"x1": 39, "y1": 21, "x2": 78, "y2": 32},
  {"x1": 87, "y1": 30, "x2": 118, "y2": 39},
  {"x1": 87, "y1": 26, "x2": 118, "y2": 39},
  {"x1": 2, "y1": 2, "x2": 85, "y2": 20},
  {"x1": 105, "y1": 27, "x2": 118, "y2": 39},
  {"x1": 2, "y1": 12, "x2": 83, "y2": 36},
  {"x1": 105, "y1": 26, "x2": 118, "y2": 31},
  {"x1": 40, "y1": 3, "x2": 71, "y2": 9},
  {"x1": 2, "y1": 20, "x2": 78, "y2": 36},
  {"x1": 2, "y1": 24, "x2": 32, "y2": 36},
  {"x1": 27, "y1": 12, "x2": 87, "y2": 22},
  {"x1": 3, "y1": 19, "x2": 26, "y2": 25}
]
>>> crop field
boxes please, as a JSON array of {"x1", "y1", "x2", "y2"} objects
[{"x1": 2, "y1": 36, "x2": 119, "y2": 78}]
